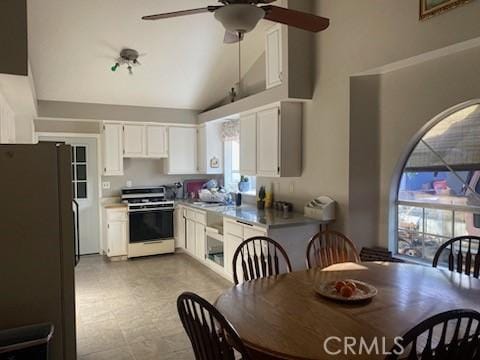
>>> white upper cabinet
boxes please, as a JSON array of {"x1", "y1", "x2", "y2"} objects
[
  {"x1": 240, "y1": 113, "x2": 257, "y2": 176},
  {"x1": 123, "y1": 124, "x2": 146, "y2": 158},
  {"x1": 102, "y1": 123, "x2": 124, "y2": 176},
  {"x1": 198, "y1": 121, "x2": 223, "y2": 174},
  {"x1": 265, "y1": 24, "x2": 283, "y2": 89},
  {"x1": 239, "y1": 102, "x2": 302, "y2": 178},
  {"x1": 198, "y1": 126, "x2": 207, "y2": 173},
  {"x1": 165, "y1": 126, "x2": 198, "y2": 174},
  {"x1": 257, "y1": 107, "x2": 280, "y2": 177},
  {"x1": 146, "y1": 125, "x2": 168, "y2": 158},
  {"x1": 123, "y1": 124, "x2": 168, "y2": 159}
]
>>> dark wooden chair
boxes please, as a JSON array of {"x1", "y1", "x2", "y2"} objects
[
  {"x1": 232, "y1": 236, "x2": 292, "y2": 285},
  {"x1": 305, "y1": 230, "x2": 360, "y2": 269},
  {"x1": 386, "y1": 309, "x2": 480, "y2": 359},
  {"x1": 432, "y1": 236, "x2": 480, "y2": 278},
  {"x1": 177, "y1": 292, "x2": 251, "y2": 360}
]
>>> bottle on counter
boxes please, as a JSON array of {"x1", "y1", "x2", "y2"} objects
[
  {"x1": 265, "y1": 183, "x2": 274, "y2": 209},
  {"x1": 236, "y1": 192, "x2": 242, "y2": 207}
]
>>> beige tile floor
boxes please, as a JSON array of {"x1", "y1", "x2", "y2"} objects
[{"x1": 75, "y1": 253, "x2": 232, "y2": 360}]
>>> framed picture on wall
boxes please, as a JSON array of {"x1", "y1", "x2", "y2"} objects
[{"x1": 420, "y1": 0, "x2": 471, "y2": 19}]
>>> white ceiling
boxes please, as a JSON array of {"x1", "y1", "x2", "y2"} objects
[{"x1": 28, "y1": 0, "x2": 272, "y2": 110}]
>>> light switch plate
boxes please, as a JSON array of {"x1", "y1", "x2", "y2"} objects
[
  {"x1": 102, "y1": 181, "x2": 111, "y2": 190},
  {"x1": 289, "y1": 182, "x2": 295, "y2": 193}
]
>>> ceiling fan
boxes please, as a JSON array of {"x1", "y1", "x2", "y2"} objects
[{"x1": 142, "y1": 0, "x2": 330, "y2": 43}]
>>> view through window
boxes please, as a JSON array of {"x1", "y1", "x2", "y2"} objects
[
  {"x1": 397, "y1": 104, "x2": 480, "y2": 261},
  {"x1": 224, "y1": 140, "x2": 256, "y2": 195}
]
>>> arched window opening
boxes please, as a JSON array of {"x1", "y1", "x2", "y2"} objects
[{"x1": 397, "y1": 103, "x2": 480, "y2": 261}]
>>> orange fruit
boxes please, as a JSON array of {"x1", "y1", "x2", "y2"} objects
[
  {"x1": 334, "y1": 281, "x2": 346, "y2": 293},
  {"x1": 340, "y1": 285, "x2": 354, "y2": 298},
  {"x1": 345, "y1": 281, "x2": 357, "y2": 291}
]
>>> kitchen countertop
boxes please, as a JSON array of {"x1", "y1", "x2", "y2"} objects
[{"x1": 176, "y1": 200, "x2": 330, "y2": 229}]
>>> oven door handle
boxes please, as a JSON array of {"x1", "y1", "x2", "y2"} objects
[{"x1": 128, "y1": 208, "x2": 174, "y2": 213}]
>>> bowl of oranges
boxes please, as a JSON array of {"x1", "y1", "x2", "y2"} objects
[{"x1": 315, "y1": 279, "x2": 377, "y2": 302}]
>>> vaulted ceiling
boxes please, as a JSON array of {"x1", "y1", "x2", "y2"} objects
[{"x1": 28, "y1": 0, "x2": 272, "y2": 110}]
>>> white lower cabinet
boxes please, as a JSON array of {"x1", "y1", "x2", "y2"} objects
[
  {"x1": 224, "y1": 232, "x2": 243, "y2": 279},
  {"x1": 184, "y1": 208, "x2": 207, "y2": 258},
  {"x1": 104, "y1": 207, "x2": 128, "y2": 257},
  {"x1": 186, "y1": 218, "x2": 196, "y2": 255},
  {"x1": 195, "y1": 222, "x2": 206, "y2": 260},
  {"x1": 223, "y1": 218, "x2": 267, "y2": 282},
  {"x1": 181, "y1": 207, "x2": 271, "y2": 282},
  {"x1": 174, "y1": 205, "x2": 186, "y2": 249}
]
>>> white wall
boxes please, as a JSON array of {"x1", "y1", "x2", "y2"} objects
[
  {"x1": 377, "y1": 45, "x2": 480, "y2": 249},
  {"x1": 259, "y1": 0, "x2": 480, "y2": 249}
]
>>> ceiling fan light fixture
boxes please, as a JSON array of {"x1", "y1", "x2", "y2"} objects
[{"x1": 214, "y1": 4, "x2": 264, "y2": 34}]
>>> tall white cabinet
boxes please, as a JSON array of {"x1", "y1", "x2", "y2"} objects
[
  {"x1": 257, "y1": 107, "x2": 280, "y2": 177},
  {"x1": 239, "y1": 102, "x2": 302, "y2": 178},
  {"x1": 265, "y1": 24, "x2": 283, "y2": 89},
  {"x1": 198, "y1": 121, "x2": 223, "y2": 174},
  {"x1": 102, "y1": 123, "x2": 124, "y2": 176}
]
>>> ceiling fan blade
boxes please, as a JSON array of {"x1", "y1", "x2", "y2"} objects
[
  {"x1": 142, "y1": 6, "x2": 221, "y2": 20},
  {"x1": 223, "y1": 31, "x2": 244, "y2": 44},
  {"x1": 261, "y1": 5, "x2": 330, "y2": 32}
]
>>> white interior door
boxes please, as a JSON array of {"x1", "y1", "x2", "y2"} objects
[{"x1": 39, "y1": 135, "x2": 100, "y2": 255}]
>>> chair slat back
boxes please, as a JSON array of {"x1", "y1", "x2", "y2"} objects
[
  {"x1": 305, "y1": 230, "x2": 360, "y2": 269},
  {"x1": 232, "y1": 237, "x2": 292, "y2": 285},
  {"x1": 386, "y1": 309, "x2": 480, "y2": 360},
  {"x1": 432, "y1": 236, "x2": 480, "y2": 278},
  {"x1": 177, "y1": 292, "x2": 251, "y2": 360}
]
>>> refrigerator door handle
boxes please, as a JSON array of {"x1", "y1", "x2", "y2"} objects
[{"x1": 72, "y1": 200, "x2": 80, "y2": 266}]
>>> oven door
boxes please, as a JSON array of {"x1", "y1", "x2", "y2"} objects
[{"x1": 128, "y1": 208, "x2": 174, "y2": 243}]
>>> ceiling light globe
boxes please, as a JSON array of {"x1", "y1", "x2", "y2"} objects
[{"x1": 214, "y1": 4, "x2": 264, "y2": 34}]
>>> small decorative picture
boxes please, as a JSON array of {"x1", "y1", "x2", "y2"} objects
[
  {"x1": 210, "y1": 157, "x2": 219, "y2": 169},
  {"x1": 420, "y1": 0, "x2": 471, "y2": 20}
]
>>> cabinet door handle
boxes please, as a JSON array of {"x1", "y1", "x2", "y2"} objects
[{"x1": 236, "y1": 220, "x2": 253, "y2": 227}]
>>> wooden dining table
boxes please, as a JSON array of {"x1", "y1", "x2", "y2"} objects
[{"x1": 215, "y1": 262, "x2": 480, "y2": 359}]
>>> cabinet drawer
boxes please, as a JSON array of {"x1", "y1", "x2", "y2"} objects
[
  {"x1": 224, "y1": 219, "x2": 244, "y2": 238},
  {"x1": 195, "y1": 211, "x2": 207, "y2": 225},
  {"x1": 107, "y1": 209, "x2": 128, "y2": 221},
  {"x1": 185, "y1": 208, "x2": 196, "y2": 220},
  {"x1": 244, "y1": 226, "x2": 267, "y2": 240}
]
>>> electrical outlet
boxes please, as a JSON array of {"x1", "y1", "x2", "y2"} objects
[
  {"x1": 289, "y1": 182, "x2": 295, "y2": 193},
  {"x1": 102, "y1": 181, "x2": 111, "y2": 190},
  {"x1": 126, "y1": 180, "x2": 133, "y2": 188}
]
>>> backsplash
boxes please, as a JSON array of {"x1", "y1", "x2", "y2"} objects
[{"x1": 102, "y1": 158, "x2": 221, "y2": 198}]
